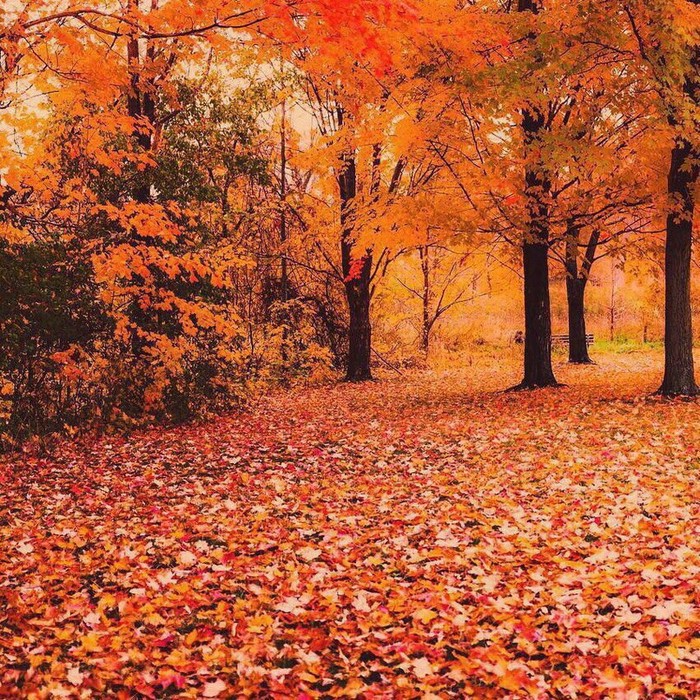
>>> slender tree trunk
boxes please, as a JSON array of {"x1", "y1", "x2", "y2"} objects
[
  {"x1": 420, "y1": 246, "x2": 430, "y2": 355},
  {"x1": 513, "y1": 0, "x2": 558, "y2": 389},
  {"x1": 566, "y1": 277, "x2": 591, "y2": 364},
  {"x1": 126, "y1": 6, "x2": 153, "y2": 205},
  {"x1": 609, "y1": 262, "x2": 616, "y2": 342},
  {"x1": 278, "y1": 98, "x2": 290, "y2": 365},
  {"x1": 127, "y1": 39, "x2": 149, "y2": 205},
  {"x1": 280, "y1": 97, "x2": 289, "y2": 303},
  {"x1": 339, "y1": 152, "x2": 372, "y2": 381},
  {"x1": 344, "y1": 254, "x2": 373, "y2": 381},
  {"x1": 564, "y1": 226, "x2": 594, "y2": 364},
  {"x1": 125, "y1": 12, "x2": 153, "y2": 357},
  {"x1": 659, "y1": 136, "x2": 698, "y2": 395}
]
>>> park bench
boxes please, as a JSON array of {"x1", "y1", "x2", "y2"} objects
[
  {"x1": 513, "y1": 332, "x2": 594, "y2": 346},
  {"x1": 552, "y1": 333, "x2": 594, "y2": 347}
]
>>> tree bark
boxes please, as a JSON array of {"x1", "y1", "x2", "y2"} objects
[
  {"x1": 339, "y1": 151, "x2": 372, "y2": 382},
  {"x1": 521, "y1": 236, "x2": 557, "y2": 387},
  {"x1": 513, "y1": 0, "x2": 558, "y2": 390},
  {"x1": 564, "y1": 225, "x2": 596, "y2": 364},
  {"x1": 658, "y1": 0, "x2": 699, "y2": 395},
  {"x1": 566, "y1": 277, "x2": 591, "y2": 364},
  {"x1": 516, "y1": 112, "x2": 558, "y2": 388},
  {"x1": 420, "y1": 245, "x2": 430, "y2": 355},
  {"x1": 126, "y1": 8, "x2": 153, "y2": 205},
  {"x1": 344, "y1": 253, "x2": 373, "y2": 382},
  {"x1": 659, "y1": 136, "x2": 698, "y2": 395},
  {"x1": 125, "y1": 9, "x2": 154, "y2": 357}
]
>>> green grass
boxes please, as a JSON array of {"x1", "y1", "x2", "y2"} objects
[{"x1": 590, "y1": 339, "x2": 663, "y2": 353}]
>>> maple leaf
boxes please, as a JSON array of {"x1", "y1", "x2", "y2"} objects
[
  {"x1": 159, "y1": 673, "x2": 187, "y2": 690},
  {"x1": 298, "y1": 546, "x2": 322, "y2": 561},
  {"x1": 648, "y1": 601, "x2": 696, "y2": 621},
  {"x1": 275, "y1": 596, "x2": 308, "y2": 615},
  {"x1": 202, "y1": 679, "x2": 227, "y2": 697},
  {"x1": 179, "y1": 550, "x2": 197, "y2": 566},
  {"x1": 412, "y1": 608, "x2": 437, "y2": 624},
  {"x1": 66, "y1": 667, "x2": 84, "y2": 686},
  {"x1": 153, "y1": 633, "x2": 176, "y2": 648},
  {"x1": 352, "y1": 591, "x2": 373, "y2": 612},
  {"x1": 412, "y1": 657, "x2": 434, "y2": 679},
  {"x1": 80, "y1": 633, "x2": 100, "y2": 653},
  {"x1": 82, "y1": 611, "x2": 101, "y2": 627}
]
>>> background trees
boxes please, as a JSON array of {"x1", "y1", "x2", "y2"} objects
[{"x1": 0, "y1": 0, "x2": 699, "y2": 443}]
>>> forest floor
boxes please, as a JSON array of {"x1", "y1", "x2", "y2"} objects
[{"x1": 3, "y1": 349, "x2": 700, "y2": 698}]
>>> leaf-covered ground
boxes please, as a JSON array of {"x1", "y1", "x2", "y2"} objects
[{"x1": 3, "y1": 352, "x2": 700, "y2": 699}]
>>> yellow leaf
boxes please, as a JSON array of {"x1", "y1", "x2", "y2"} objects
[
  {"x1": 413, "y1": 608, "x2": 438, "y2": 624},
  {"x1": 81, "y1": 633, "x2": 100, "y2": 653}
]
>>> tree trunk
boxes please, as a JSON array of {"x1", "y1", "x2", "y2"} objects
[
  {"x1": 125, "y1": 15, "x2": 153, "y2": 357},
  {"x1": 420, "y1": 245, "x2": 430, "y2": 355},
  {"x1": 513, "y1": 0, "x2": 558, "y2": 390},
  {"x1": 339, "y1": 150, "x2": 372, "y2": 382},
  {"x1": 658, "y1": 1, "x2": 699, "y2": 395},
  {"x1": 280, "y1": 97, "x2": 289, "y2": 303},
  {"x1": 521, "y1": 239, "x2": 557, "y2": 387},
  {"x1": 126, "y1": 18, "x2": 152, "y2": 205},
  {"x1": 564, "y1": 225, "x2": 593, "y2": 364},
  {"x1": 516, "y1": 114, "x2": 558, "y2": 388},
  {"x1": 659, "y1": 136, "x2": 698, "y2": 395},
  {"x1": 609, "y1": 259, "x2": 616, "y2": 342},
  {"x1": 566, "y1": 277, "x2": 591, "y2": 364},
  {"x1": 519, "y1": 165, "x2": 557, "y2": 387},
  {"x1": 344, "y1": 256, "x2": 372, "y2": 381}
]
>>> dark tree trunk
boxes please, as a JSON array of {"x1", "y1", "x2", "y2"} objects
[
  {"x1": 565, "y1": 225, "x2": 596, "y2": 364},
  {"x1": 513, "y1": 0, "x2": 558, "y2": 390},
  {"x1": 516, "y1": 112, "x2": 558, "y2": 388},
  {"x1": 344, "y1": 255, "x2": 372, "y2": 381},
  {"x1": 126, "y1": 27, "x2": 152, "y2": 205},
  {"x1": 658, "y1": 1, "x2": 699, "y2": 395},
  {"x1": 521, "y1": 238, "x2": 557, "y2": 387},
  {"x1": 339, "y1": 151, "x2": 372, "y2": 382},
  {"x1": 659, "y1": 136, "x2": 698, "y2": 395},
  {"x1": 566, "y1": 277, "x2": 591, "y2": 364}
]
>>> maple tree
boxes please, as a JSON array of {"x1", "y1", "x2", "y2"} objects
[
  {"x1": 547, "y1": 85, "x2": 658, "y2": 365},
  {"x1": 619, "y1": 0, "x2": 700, "y2": 395}
]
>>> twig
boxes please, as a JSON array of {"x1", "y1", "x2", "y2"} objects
[{"x1": 371, "y1": 348, "x2": 405, "y2": 376}]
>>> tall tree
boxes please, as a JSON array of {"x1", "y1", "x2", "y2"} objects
[
  {"x1": 620, "y1": 0, "x2": 700, "y2": 395},
  {"x1": 660, "y1": 8, "x2": 700, "y2": 395},
  {"x1": 514, "y1": 0, "x2": 558, "y2": 388},
  {"x1": 338, "y1": 123, "x2": 373, "y2": 381},
  {"x1": 655, "y1": 0, "x2": 700, "y2": 395}
]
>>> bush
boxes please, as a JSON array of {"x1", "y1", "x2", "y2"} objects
[{"x1": 0, "y1": 238, "x2": 110, "y2": 443}]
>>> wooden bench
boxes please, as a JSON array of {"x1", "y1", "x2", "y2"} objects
[{"x1": 552, "y1": 334, "x2": 594, "y2": 346}]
